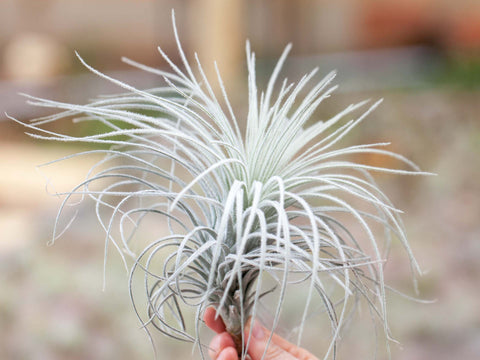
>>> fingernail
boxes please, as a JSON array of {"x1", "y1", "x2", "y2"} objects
[{"x1": 252, "y1": 322, "x2": 265, "y2": 339}]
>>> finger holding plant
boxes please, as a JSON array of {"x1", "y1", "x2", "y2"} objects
[{"x1": 204, "y1": 307, "x2": 318, "y2": 360}]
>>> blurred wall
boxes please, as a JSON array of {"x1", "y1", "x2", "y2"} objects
[
  {"x1": 1, "y1": 0, "x2": 479, "y2": 81},
  {"x1": 1, "y1": 0, "x2": 479, "y2": 126}
]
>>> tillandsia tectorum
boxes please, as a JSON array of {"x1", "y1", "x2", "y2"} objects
[{"x1": 12, "y1": 11, "x2": 430, "y2": 360}]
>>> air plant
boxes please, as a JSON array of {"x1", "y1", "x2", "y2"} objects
[{"x1": 13, "y1": 11, "x2": 429, "y2": 360}]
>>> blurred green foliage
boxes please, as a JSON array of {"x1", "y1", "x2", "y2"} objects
[{"x1": 435, "y1": 56, "x2": 480, "y2": 89}]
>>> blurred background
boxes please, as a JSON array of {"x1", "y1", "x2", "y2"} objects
[{"x1": 1, "y1": 0, "x2": 479, "y2": 359}]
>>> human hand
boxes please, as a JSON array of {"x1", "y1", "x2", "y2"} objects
[{"x1": 204, "y1": 307, "x2": 319, "y2": 360}]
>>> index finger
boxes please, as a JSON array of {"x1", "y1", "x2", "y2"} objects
[{"x1": 204, "y1": 307, "x2": 227, "y2": 334}]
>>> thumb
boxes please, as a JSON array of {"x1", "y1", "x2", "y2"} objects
[{"x1": 243, "y1": 319, "x2": 297, "y2": 360}]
